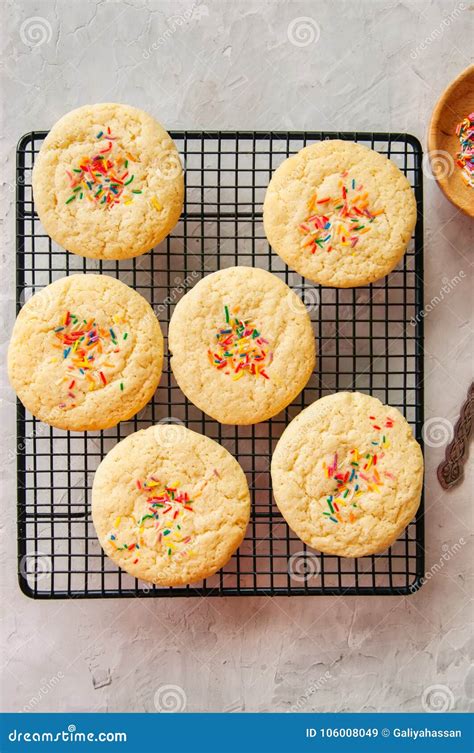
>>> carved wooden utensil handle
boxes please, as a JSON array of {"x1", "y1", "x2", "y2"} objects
[{"x1": 437, "y1": 382, "x2": 473, "y2": 490}]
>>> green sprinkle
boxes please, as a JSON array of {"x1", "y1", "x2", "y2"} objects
[
  {"x1": 65, "y1": 195, "x2": 76, "y2": 204},
  {"x1": 123, "y1": 332, "x2": 128, "y2": 340},
  {"x1": 132, "y1": 190, "x2": 142, "y2": 194},
  {"x1": 138, "y1": 514, "x2": 154, "y2": 524},
  {"x1": 125, "y1": 160, "x2": 129, "y2": 168},
  {"x1": 327, "y1": 499, "x2": 334, "y2": 514},
  {"x1": 73, "y1": 168, "x2": 82, "y2": 173},
  {"x1": 124, "y1": 175, "x2": 134, "y2": 186},
  {"x1": 224, "y1": 305, "x2": 230, "y2": 323},
  {"x1": 120, "y1": 382, "x2": 124, "y2": 391},
  {"x1": 168, "y1": 548, "x2": 172, "y2": 556},
  {"x1": 79, "y1": 192, "x2": 83, "y2": 199}
]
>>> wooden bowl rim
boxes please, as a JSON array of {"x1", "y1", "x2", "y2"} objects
[{"x1": 428, "y1": 64, "x2": 474, "y2": 218}]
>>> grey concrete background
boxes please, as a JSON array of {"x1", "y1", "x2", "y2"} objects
[{"x1": 0, "y1": 0, "x2": 472, "y2": 713}]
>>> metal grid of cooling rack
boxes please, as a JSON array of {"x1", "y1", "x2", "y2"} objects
[{"x1": 16, "y1": 130, "x2": 424, "y2": 599}]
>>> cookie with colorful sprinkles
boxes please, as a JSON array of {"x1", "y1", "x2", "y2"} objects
[
  {"x1": 32, "y1": 103, "x2": 184, "y2": 259},
  {"x1": 92, "y1": 424, "x2": 250, "y2": 586},
  {"x1": 168, "y1": 266, "x2": 316, "y2": 424},
  {"x1": 263, "y1": 140, "x2": 416, "y2": 287},
  {"x1": 7, "y1": 274, "x2": 163, "y2": 431},
  {"x1": 271, "y1": 392, "x2": 423, "y2": 557}
]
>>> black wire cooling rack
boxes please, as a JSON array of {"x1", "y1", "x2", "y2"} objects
[{"x1": 16, "y1": 130, "x2": 424, "y2": 599}]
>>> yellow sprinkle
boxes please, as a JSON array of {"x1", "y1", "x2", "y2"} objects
[
  {"x1": 151, "y1": 195, "x2": 162, "y2": 211},
  {"x1": 124, "y1": 199, "x2": 133, "y2": 205},
  {"x1": 139, "y1": 526, "x2": 144, "y2": 534},
  {"x1": 114, "y1": 516, "x2": 121, "y2": 528},
  {"x1": 359, "y1": 227, "x2": 370, "y2": 234},
  {"x1": 232, "y1": 371, "x2": 244, "y2": 381},
  {"x1": 50, "y1": 357, "x2": 58, "y2": 363}
]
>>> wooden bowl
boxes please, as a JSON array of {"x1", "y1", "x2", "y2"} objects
[{"x1": 428, "y1": 65, "x2": 474, "y2": 217}]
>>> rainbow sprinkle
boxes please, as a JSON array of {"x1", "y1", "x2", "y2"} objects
[
  {"x1": 322, "y1": 417, "x2": 395, "y2": 524},
  {"x1": 299, "y1": 173, "x2": 384, "y2": 254},
  {"x1": 52, "y1": 311, "x2": 128, "y2": 408},
  {"x1": 455, "y1": 113, "x2": 474, "y2": 188},
  {"x1": 108, "y1": 478, "x2": 196, "y2": 560},
  {"x1": 208, "y1": 306, "x2": 272, "y2": 380},
  {"x1": 65, "y1": 127, "x2": 141, "y2": 208}
]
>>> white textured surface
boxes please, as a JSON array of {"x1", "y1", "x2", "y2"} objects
[{"x1": 0, "y1": 0, "x2": 472, "y2": 713}]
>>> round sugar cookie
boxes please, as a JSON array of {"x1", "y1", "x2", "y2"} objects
[
  {"x1": 92, "y1": 424, "x2": 250, "y2": 586},
  {"x1": 7, "y1": 274, "x2": 163, "y2": 431},
  {"x1": 32, "y1": 103, "x2": 184, "y2": 259},
  {"x1": 271, "y1": 392, "x2": 423, "y2": 557},
  {"x1": 168, "y1": 266, "x2": 316, "y2": 425},
  {"x1": 263, "y1": 140, "x2": 417, "y2": 287}
]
